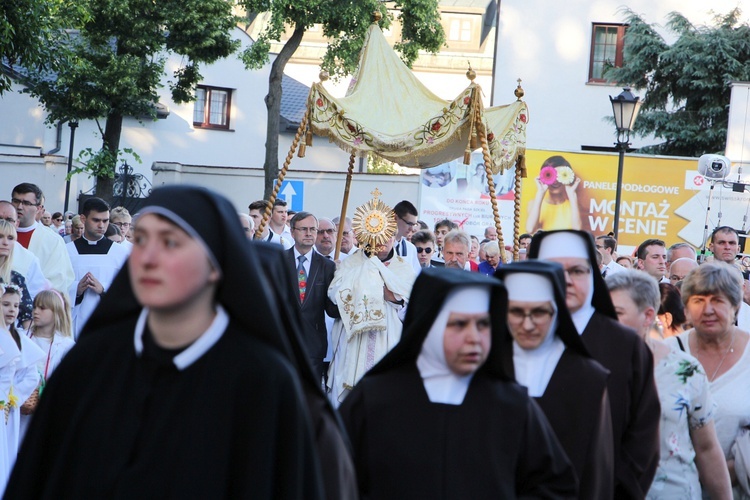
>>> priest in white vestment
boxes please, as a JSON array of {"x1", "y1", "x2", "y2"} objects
[{"x1": 326, "y1": 193, "x2": 417, "y2": 408}]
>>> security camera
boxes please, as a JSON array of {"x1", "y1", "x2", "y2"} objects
[{"x1": 698, "y1": 154, "x2": 731, "y2": 180}]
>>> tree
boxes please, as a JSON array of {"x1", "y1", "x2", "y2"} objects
[
  {"x1": 606, "y1": 8, "x2": 750, "y2": 157},
  {"x1": 19, "y1": 0, "x2": 239, "y2": 201},
  {"x1": 239, "y1": 0, "x2": 445, "y2": 199},
  {"x1": 0, "y1": 0, "x2": 77, "y2": 95}
]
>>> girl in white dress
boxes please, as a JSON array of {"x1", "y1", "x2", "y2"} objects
[
  {"x1": 18, "y1": 290, "x2": 75, "y2": 442},
  {"x1": 0, "y1": 284, "x2": 43, "y2": 494},
  {"x1": 0, "y1": 285, "x2": 21, "y2": 494}
]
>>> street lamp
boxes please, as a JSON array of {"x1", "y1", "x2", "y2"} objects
[{"x1": 609, "y1": 87, "x2": 642, "y2": 240}]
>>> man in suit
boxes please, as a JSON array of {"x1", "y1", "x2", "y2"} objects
[
  {"x1": 287, "y1": 211, "x2": 339, "y2": 381},
  {"x1": 528, "y1": 230, "x2": 660, "y2": 499}
]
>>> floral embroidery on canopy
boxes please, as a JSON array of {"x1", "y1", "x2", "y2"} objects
[{"x1": 307, "y1": 21, "x2": 528, "y2": 173}]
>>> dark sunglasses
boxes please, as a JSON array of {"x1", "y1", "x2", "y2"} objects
[{"x1": 416, "y1": 247, "x2": 433, "y2": 254}]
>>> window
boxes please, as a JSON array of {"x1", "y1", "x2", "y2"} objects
[
  {"x1": 448, "y1": 18, "x2": 472, "y2": 42},
  {"x1": 193, "y1": 86, "x2": 232, "y2": 129},
  {"x1": 589, "y1": 24, "x2": 626, "y2": 83}
]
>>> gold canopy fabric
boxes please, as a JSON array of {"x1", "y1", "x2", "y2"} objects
[{"x1": 308, "y1": 22, "x2": 528, "y2": 172}]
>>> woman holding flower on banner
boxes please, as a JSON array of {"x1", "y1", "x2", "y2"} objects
[{"x1": 526, "y1": 155, "x2": 583, "y2": 233}]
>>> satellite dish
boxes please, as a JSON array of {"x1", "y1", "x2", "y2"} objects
[{"x1": 698, "y1": 154, "x2": 731, "y2": 180}]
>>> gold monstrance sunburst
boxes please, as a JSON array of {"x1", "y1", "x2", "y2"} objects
[{"x1": 352, "y1": 188, "x2": 397, "y2": 256}]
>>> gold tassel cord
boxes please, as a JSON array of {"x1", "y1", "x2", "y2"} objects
[
  {"x1": 479, "y1": 121, "x2": 506, "y2": 264},
  {"x1": 255, "y1": 105, "x2": 310, "y2": 240}
]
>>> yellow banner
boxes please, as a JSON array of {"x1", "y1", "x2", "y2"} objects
[
  {"x1": 520, "y1": 150, "x2": 744, "y2": 249},
  {"x1": 419, "y1": 149, "x2": 749, "y2": 251}
]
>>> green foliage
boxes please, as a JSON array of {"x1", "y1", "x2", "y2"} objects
[
  {"x1": 0, "y1": 0, "x2": 85, "y2": 94},
  {"x1": 239, "y1": 0, "x2": 444, "y2": 78},
  {"x1": 367, "y1": 153, "x2": 400, "y2": 175},
  {"x1": 15, "y1": 0, "x2": 240, "y2": 183},
  {"x1": 606, "y1": 8, "x2": 750, "y2": 157},
  {"x1": 74, "y1": 147, "x2": 141, "y2": 179}
]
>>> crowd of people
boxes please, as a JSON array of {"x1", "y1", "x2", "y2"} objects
[{"x1": 0, "y1": 180, "x2": 749, "y2": 499}]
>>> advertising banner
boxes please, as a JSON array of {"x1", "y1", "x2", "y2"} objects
[
  {"x1": 419, "y1": 149, "x2": 750, "y2": 250},
  {"x1": 418, "y1": 151, "x2": 517, "y2": 241}
]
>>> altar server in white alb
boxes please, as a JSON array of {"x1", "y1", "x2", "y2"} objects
[{"x1": 66, "y1": 198, "x2": 129, "y2": 338}]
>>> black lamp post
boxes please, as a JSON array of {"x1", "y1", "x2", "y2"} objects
[
  {"x1": 63, "y1": 121, "x2": 79, "y2": 213},
  {"x1": 609, "y1": 87, "x2": 642, "y2": 240}
]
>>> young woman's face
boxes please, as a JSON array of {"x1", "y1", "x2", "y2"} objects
[
  {"x1": 442, "y1": 311, "x2": 491, "y2": 376},
  {"x1": 1, "y1": 293, "x2": 20, "y2": 326},
  {"x1": 32, "y1": 303, "x2": 55, "y2": 330},
  {"x1": 129, "y1": 214, "x2": 219, "y2": 312},
  {"x1": 0, "y1": 231, "x2": 14, "y2": 259}
]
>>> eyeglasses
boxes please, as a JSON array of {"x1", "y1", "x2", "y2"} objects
[
  {"x1": 54, "y1": 217, "x2": 63, "y2": 222},
  {"x1": 318, "y1": 228, "x2": 335, "y2": 235},
  {"x1": 293, "y1": 227, "x2": 317, "y2": 234},
  {"x1": 112, "y1": 222, "x2": 131, "y2": 229},
  {"x1": 508, "y1": 308, "x2": 555, "y2": 324},
  {"x1": 398, "y1": 216, "x2": 419, "y2": 228},
  {"x1": 415, "y1": 247, "x2": 433, "y2": 254},
  {"x1": 10, "y1": 198, "x2": 39, "y2": 208}
]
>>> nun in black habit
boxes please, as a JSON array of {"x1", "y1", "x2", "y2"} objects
[
  {"x1": 527, "y1": 230, "x2": 660, "y2": 500},
  {"x1": 253, "y1": 240, "x2": 358, "y2": 500},
  {"x1": 339, "y1": 268, "x2": 577, "y2": 500},
  {"x1": 496, "y1": 260, "x2": 614, "y2": 500},
  {"x1": 6, "y1": 185, "x2": 324, "y2": 499}
]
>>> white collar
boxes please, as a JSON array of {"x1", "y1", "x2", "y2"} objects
[
  {"x1": 134, "y1": 305, "x2": 229, "y2": 370},
  {"x1": 293, "y1": 247, "x2": 314, "y2": 261},
  {"x1": 571, "y1": 304, "x2": 596, "y2": 334},
  {"x1": 82, "y1": 234, "x2": 104, "y2": 245},
  {"x1": 16, "y1": 221, "x2": 39, "y2": 233}
]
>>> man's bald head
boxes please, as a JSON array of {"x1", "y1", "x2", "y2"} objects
[
  {"x1": 0, "y1": 201, "x2": 18, "y2": 226},
  {"x1": 668, "y1": 257, "x2": 699, "y2": 286}
]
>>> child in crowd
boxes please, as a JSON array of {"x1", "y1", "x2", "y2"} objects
[
  {"x1": 0, "y1": 284, "x2": 43, "y2": 494},
  {"x1": 18, "y1": 290, "x2": 75, "y2": 442}
]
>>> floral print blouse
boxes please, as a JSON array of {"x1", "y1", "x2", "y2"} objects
[{"x1": 647, "y1": 347, "x2": 716, "y2": 499}]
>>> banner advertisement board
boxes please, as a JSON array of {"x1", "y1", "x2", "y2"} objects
[{"x1": 419, "y1": 149, "x2": 750, "y2": 251}]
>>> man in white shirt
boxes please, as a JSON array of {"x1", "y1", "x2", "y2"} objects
[
  {"x1": 635, "y1": 238, "x2": 668, "y2": 283},
  {"x1": 11, "y1": 183, "x2": 75, "y2": 296},
  {"x1": 393, "y1": 200, "x2": 422, "y2": 274},
  {"x1": 596, "y1": 235, "x2": 625, "y2": 277},
  {"x1": 286, "y1": 212, "x2": 338, "y2": 380},
  {"x1": 268, "y1": 199, "x2": 293, "y2": 249},
  {"x1": 315, "y1": 218, "x2": 337, "y2": 260}
]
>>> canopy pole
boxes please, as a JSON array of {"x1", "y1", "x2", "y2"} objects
[
  {"x1": 475, "y1": 105, "x2": 506, "y2": 263},
  {"x1": 512, "y1": 154, "x2": 527, "y2": 261},
  {"x1": 255, "y1": 106, "x2": 310, "y2": 239},
  {"x1": 334, "y1": 154, "x2": 357, "y2": 261}
]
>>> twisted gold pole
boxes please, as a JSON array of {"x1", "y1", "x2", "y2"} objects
[
  {"x1": 255, "y1": 107, "x2": 310, "y2": 240},
  {"x1": 478, "y1": 122, "x2": 505, "y2": 264},
  {"x1": 513, "y1": 163, "x2": 522, "y2": 261},
  {"x1": 334, "y1": 154, "x2": 356, "y2": 261}
]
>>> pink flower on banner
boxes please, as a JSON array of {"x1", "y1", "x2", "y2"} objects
[{"x1": 539, "y1": 166, "x2": 558, "y2": 185}]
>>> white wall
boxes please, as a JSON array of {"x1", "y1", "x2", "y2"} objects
[
  {"x1": 0, "y1": 26, "x2": 356, "y2": 194},
  {"x1": 493, "y1": 0, "x2": 750, "y2": 152},
  {"x1": 152, "y1": 161, "x2": 420, "y2": 219}
]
